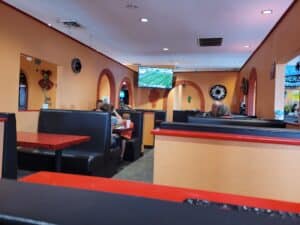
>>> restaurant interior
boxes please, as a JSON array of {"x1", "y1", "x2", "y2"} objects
[{"x1": 1, "y1": 0, "x2": 300, "y2": 224}]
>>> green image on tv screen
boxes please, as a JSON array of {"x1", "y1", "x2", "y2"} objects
[{"x1": 138, "y1": 67, "x2": 173, "y2": 89}]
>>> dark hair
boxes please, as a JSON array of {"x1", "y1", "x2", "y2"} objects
[{"x1": 100, "y1": 103, "x2": 113, "y2": 113}]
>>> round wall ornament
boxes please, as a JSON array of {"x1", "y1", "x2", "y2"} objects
[{"x1": 210, "y1": 85, "x2": 227, "y2": 100}]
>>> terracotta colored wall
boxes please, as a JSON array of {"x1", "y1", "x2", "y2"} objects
[
  {"x1": 20, "y1": 56, "x2": 57, "y2": 110},
  {"x1": 0, "y1": 3, "x2": 134, "y2": 131},
  {"x1": 135, "y1": 71, "x2": 239, "y2": 112},
  {"x1": 175, "y1": 72, "x2": 239, "y2": 112},
  {"x1": 135, "y1": 88, "x2": 165, "y2": 110},
  {"x1": 239, "y1": 1, "x2": 300, "y2": 119},
  {"x1": 181, "y1": 85, "x2": 200, "y2": 110}
]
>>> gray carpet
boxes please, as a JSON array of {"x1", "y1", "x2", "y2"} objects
[{"x1": 113, "y1": 149, "x2": 154, "y2": 183}]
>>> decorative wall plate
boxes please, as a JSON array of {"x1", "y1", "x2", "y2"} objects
[
  {"x1": 71, "y1": 58, "x2": 82, "y2": 74},
  {"x1": 210, "y1": 85, "x2": 227, "y2": 100}
]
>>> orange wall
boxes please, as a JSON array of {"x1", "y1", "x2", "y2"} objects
[
  {"x1": 239, "y1": 1, "x2": 300, "y2": 119},
  {"x1": 135, "y1": 71, "x2": 239, "y2": 112},
  {"x1": 154, "y1": 135, "x2": 300, "y2": 202},
  {"x1": 0, "y1": 3, "x2": 135, "y2": 131},
  {"x1": 175, "y1": 72, "x2": 239, "y2": 112},
  {"x1": 20, "y1": 55, "x2": 57, "y2": 110}
]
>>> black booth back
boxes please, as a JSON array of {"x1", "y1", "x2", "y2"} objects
[
  {"x1": 154, "y1": 111, "x2": 166, "y2": 128},
  {"x1": 160, "y1": 122, "x2": 300, "y2": 139},
  {"x1": 0, "y1": 113, "x2": 17, "y2": 179},
  {"x1": 187, "y1": 116, "x2": 286, "y2": 128},
  {"x1": 38, "y1": 109, "x2": 111, "y2": 154},
  {"x1": 173, "y1": 110, "x2": 204, "y2": 122}
]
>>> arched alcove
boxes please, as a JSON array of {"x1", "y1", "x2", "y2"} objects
[
  {"x1": 163, "y1": 80, "x2": 205, "y2": 121},
  {"x1": 96, "y1": 69, "x2": 116, "y2": 105},
  {"x1": 163, "y1": 80, "x2": 205, "y2": 110},
  {"x1": 117, "y1": 77, "x2": 134, "y2": 108}
]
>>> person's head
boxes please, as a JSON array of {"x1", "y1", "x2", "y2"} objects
[
  {"x1": 100, "y1": 103, "x2": 113, "y2": 113},
  {"x1": 96, "y1": 99, "x2": 104, "y2": 110},
  {"x1": 211, "y1": 101, "x2": 222, "y2": 116},
  {"x1": 217, "y1": 104, "x2": 230, "y2": 116}
]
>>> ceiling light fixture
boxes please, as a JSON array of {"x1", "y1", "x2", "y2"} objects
[
  {"x1": 163, "y1": 48, "x2": 169, "y2": 51},
  {"x1": 48, "y1": 23, "x2": 52, "y2": 27},
  {"x1": 261, "y1": 9, "x2": 273, "y2": 15},
  {"x1": 140, "y1": 18, "x2": 149, "y2": 23},
  {"x1": 244, "y1": 45, "x2": 250, "y2": 48}
]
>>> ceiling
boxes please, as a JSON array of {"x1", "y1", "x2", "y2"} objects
[{"x1": 3, "y1": 0, "x2": 294, "y2": 71}]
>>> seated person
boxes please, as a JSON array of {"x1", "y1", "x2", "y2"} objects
[
  {"x1": 94, "y1": 99, "x2": 104, "y2": 111},
  {"x1": 240, "y1": 102, "x2": 246, "y2": 115},
  {"x1": 100, "y1": 104, "x2": 134, "y2": 160},
  {"x1": 207, "y1": 101, "x2": 231, "y2": 117},
  {"x1": 120, "y1": 113, "x2": 134, "y2": 160},
  {"x1": 119, "y1": 102, "x2": 134, "y2": 111},
  {"x1": 100, "y1": 103, "x2": 123, "y2": 148}
]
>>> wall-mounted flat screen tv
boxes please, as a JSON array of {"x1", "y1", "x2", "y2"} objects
[{"x1": 138, "y1": 66, "x2": 173, "y2": 89}]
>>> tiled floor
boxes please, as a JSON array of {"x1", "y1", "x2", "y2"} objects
[{"x1": 113, "y1": 148, "x2": 154, "y2": 183}]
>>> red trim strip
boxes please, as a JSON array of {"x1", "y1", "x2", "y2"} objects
[
  {"x1": 0, "y1": 118, "x2": 7, "y2": 122},
  {"x1": 20, "y1": 172, "x2": 300, "y2": 213},
  {"x1": 0, "y1": 1, "x2": 135, "y2": 73},
  {"x1": 152, "y1": 128, "x2": 300, "y2": 146}
]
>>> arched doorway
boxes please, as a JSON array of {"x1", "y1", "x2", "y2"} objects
[
  {"x1": 163, "y1": 80, "x2": 205, "y2": 121},
  {"x1": 18, "y1": 71, "x2": 28, "y2": 110},
  {"x1": 284, "y1": 55, "x2": 300, "y2": 118},
  {"x1": 247, "y1": 68, "x2": 257, "y2": 116},
  {"x1": 96, "y1": 69, "x2": 116, "y2": 105},
  {"x1": 118, "y1": 77, "x2": 133, "y2": 108}
]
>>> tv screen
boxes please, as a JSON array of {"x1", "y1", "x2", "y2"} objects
[
  {"x1": 119, "y1": 90, "x2": 125, "y2": 98},
  {"x1": 138, "y1": 66, "x2": 173, "y2": 89}
]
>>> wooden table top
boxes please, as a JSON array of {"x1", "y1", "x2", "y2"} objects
[
  {"x1": 17, "y1": 132, "x2": 90, "y2": 150},
  {"x1": 20, "y1": 171, "x2": 300, "y2": 213}
]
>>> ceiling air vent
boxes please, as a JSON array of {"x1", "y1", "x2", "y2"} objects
[
  {"x1": 126, "y1": 3, "x2": 139, "y2": 9},
  {"x1": 198, "y1": 37, "x2": 223, "y2": 47},
  {"x1": 62, "y1": 20, "x2": 82, "y2": 28}
]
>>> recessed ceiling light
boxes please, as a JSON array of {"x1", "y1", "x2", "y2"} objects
[
  {"x1": 140, "y1": 18, "x2": 149, "y2": 23},
  {"x1": 48, "y1": 23, "x2": 52, "y2": 27},
  {"x1": 123, "y1": 81, "x2": 127, "y2": 85},
  {"x1": 163, "y1": 48, "x2": 169, "y2": 51},
  {"x1": 244, "y1": 45, "x2": 250, "y2": 48},
  {"x1": 261, "y1": 9, "x2": 273, "y2": 15}
]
